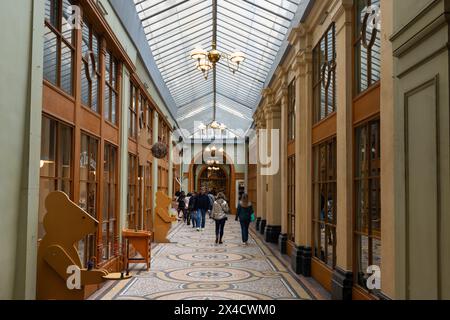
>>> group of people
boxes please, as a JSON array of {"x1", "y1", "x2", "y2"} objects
[{"x1": 174, "y1": 188, "x2": 254, "y2": 245}]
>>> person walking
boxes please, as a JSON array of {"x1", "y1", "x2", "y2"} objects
[
  {"x1": 207, "y1": 190, "x2": 215, "y2": 219},
  {"x1": 211, "y1": 192, "x2": 229, "y2": 244},
  {"x1": 236, "y1": 193, "x2": 254, "y2": 245},
  {"x1": 188, "y1": 192, "x2": 197, "y2": 228},
  {"x1": 184, "y1": 193, "x2": 191, "y2": 224},
  {"x1": 177, "y1": 191, "x2": 186, "y2": 221},
  {"x1": 195, "y1": 187, "x2": 212, "y2": 231}
]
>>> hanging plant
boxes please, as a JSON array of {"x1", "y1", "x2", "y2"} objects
[{"x1": 151, "y1": 142, "x2": 168, "y2": 159}]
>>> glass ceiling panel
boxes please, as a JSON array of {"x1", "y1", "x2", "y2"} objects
[{"x1": 134, "y1": 0, "x2": 305, "y2": 135}]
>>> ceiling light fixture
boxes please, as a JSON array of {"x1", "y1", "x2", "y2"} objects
[{"x1": 190, "y1": 0, "x2": 245, "y2": 80}]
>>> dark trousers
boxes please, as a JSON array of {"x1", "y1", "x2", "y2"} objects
[
  {"x1": 191, "y1": 210, "x2": 197, "y2": 228},
  {"x1": 198, "y1": 209, "x2": 207, "y2": 229},
  {"x1": 240, "y1": 220, "x2": 250, "y2": 243},
  {"x1": 215, "y1": 219, "x2": 226, "y2": 240}
]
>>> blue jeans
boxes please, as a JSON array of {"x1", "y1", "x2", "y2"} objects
[
  {"x1": 240, "y1": 220, "x2": 250, "y2": 243},
  {"x1": 197, "y1": 209, "x2": 207, "y2": 229}
]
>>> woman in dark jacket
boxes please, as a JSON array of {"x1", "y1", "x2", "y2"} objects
[{"x1": 236, "y1": 193, "x2": 253, "y2": 245}]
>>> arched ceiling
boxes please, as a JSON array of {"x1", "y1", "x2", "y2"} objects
[{"x1": 134, "y1": 0, "x2": 309, "y2": 135}]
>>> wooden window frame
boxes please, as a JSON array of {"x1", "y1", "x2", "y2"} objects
[
  {"x1": 312, "y1": 137, "x2": 337, "y2": 269},
  {"x1": 288, "y1": 79, "x2": 296, "y2": 142},
  {"x1": 39, "y1": 115, "x2": 74, "y2": 241},
  {"x1": 313, "y1": 23, "x2": 336, "y2": 123},
  {"x1": 353, "y1": 118, "x2": 381, "y2": 292},
  {"x1": 44, "y1": 0, "x2": 76, "y2": 96},
  {"x1": 78, "y1": 132, "x2": 99, "y2": 268},
  {"x1": 127, "y1": 153, "x2": 138, "y2": 229},
  {"x1": 287, "y1": 155, "x2": 296, "y2": 242},
  {"x1": 144, "y1": 162, "x2": 153, "y2": 231},
  {"x1": 104, "y1": 50, "x2": 119, "y2": 125},
  {"x1": 102, "y1": 143, "x2": 118, "y2": 261},
  {"x1": 129, "y1": 83, "x2": 138, "y2": 140},
  {"x1": 353, "y1": 0, "x2": 381, "y2": 96},
  {"x1": 80, "y1": 18, "x2": 101, "y2": 113}
]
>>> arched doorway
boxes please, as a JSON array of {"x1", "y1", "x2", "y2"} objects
[
  {"x1": 196, "y1": 165, "x2": 230, "y2": 200},
  {"x1": 188, "y1": 151, "x2": 237, "y2": 213}
]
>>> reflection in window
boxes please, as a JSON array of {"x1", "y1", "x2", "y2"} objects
[
  {"x1": 287, "y1": 156, "x2": 295, "y2": 242},
  {"x1": 43, "y1": 0, "x2": 74, "y2": 95},
  {"x1": 313, "y1": 24, "x2": 336, "y2": 123},
  {"x1": 127, "y1": 154, "x2": 138, "y2": 229},
  {"x1": 38, "y1": 116, "x2": 73, "y2": 240},
  {"x1": 129, "y1": 83, "x2": 138, "y2": 139},
  {"x1": 105, "y1": 51, "x2": 119, "y2": 124},
  {"x1": 313, "y1": 138, "x2": 337, "y2": 268},
  {"x1": 288, "y1": 79, "x2": 296, "y2": 141},
  {"x1": 81, "y1": 19, "x2": 100, "y2": 112},
  {"x1": 355, "y1": 0, "x2": 381, "y2": 93},
  {"x1": 354, "y1": 119, "x2": 381, "y2": 290},
  {"x1": 102, "y1": 144, "x2": 117, "y2": 261},
  {"x1": 78, "y1": 133, "x2": 98, "y2": 267},
  {"x1": 144, "y1": 163, "x2": 153, "y2": 231}
]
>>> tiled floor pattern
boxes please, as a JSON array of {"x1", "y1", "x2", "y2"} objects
[{"x1": 92, "y1": 219, "x2": 317, "y2": 300}]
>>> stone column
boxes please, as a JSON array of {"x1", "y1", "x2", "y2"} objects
[
  {"x1": 292, "y1": 25, "x2": 314, "y2": 276},
  {"x1": 254, "y1": 112, "x2": 266, "y2": 233},
  {"x1": 263, "y1": 99, "x2": 282, "y2": 244},
  {"x1": 331, "y1": 0, "x2": 354, "y2": 301},
  {"x1": 279, "y1": 76, "x2": 289, "y2": 253}
]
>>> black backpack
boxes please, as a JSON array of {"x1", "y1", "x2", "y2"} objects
[{"x1": 178, "y1": 196, "x2": 186, "y2": 210}]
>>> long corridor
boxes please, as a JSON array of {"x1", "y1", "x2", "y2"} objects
[{"x1": 91, "y1": 219, "x2": 320, "y2": 300}]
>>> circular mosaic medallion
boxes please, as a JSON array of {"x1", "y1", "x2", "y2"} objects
[
  {"x1": 179, "y1": 242, "x2": 240, "y2": 249},
  {"x1": 164, "y1": 267, "x2": 253, "y2": 283},
  {"x1": 174, "y1": 252, "x2": 245, "y2": 263},
  {"x1": 153, "y1": 290, "x2": 270, "y2": 300}
]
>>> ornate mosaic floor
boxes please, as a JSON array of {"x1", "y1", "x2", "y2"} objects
[{"x1": 92, "y1": 219, "x2": 317, "y2": 300}]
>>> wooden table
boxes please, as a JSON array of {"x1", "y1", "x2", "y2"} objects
[{"x1": 122, "y1": 229, "x2": 153, "y2": 271}]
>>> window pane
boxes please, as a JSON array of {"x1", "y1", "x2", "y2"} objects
[
  {"x1": 43, "y1": 27, "x2": 58, "y2": 85},
  {"x1": 357, "y1": 235, "x2": 370, "y2": 287},
  {"x1": 45, "y1": 0, "x2": 58, "y2": 28},
  {"x1": 40, "y1": 117, "x2": 57, "y2": 177},
  {"x1": 61, "y1": 0, "x2": 74, "y2": 44},
  {"x1": 111, "y1": 91, "x2": 117, "y2": 124},
  {"x1": 81, "y1": 62, "x2": 90, "y2": 106},
  {"x1": 58, "y1": 125, "x2": 72, "y2": 179},
  {"x1": 91, "y1": 77, "x2": 99, "y2": 113},
  {"x1": 60, "y1": 42, "x2": 73, "y2": 95},
  {"x1": 104, "y1": 84, "x2": 110, "y2": 120}
]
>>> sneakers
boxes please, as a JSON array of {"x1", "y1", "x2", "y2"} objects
[{"x1": 197, "y1": 228, "x2": 200, "y2": 232}]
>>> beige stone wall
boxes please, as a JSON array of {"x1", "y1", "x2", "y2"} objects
[{"x1": 391, "y1": 0, "x2": 450, "y2": 299}]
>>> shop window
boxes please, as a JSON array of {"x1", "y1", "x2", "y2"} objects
[
  {"x1": 78, "y1": 133, "x2": 99, "y2": 267},
  {"x1": 39, "y1": 116, "x2": 73, "y2": 240},
  {"x1": 312, "y1": 138, "x2": 337, "y2": 268},
  {"x1": 102, "y1": 143, "x2": 117, "y2": 261},
  {"x1": 354, "y1": 119, "x2": 381, "y2": 290},
  {"x1": 127, "y1": 154, "x2": 138, "y2": 229},
  {"x1": 288, "y1": 79, "x2": 296, "y2": 142},
  {"x1": 104, "y1": 51, "x2": 119, "y2": 124},
  {"x1": 287, "y1": 155, "x2": 296, "y2": 242},
  {"x1": 81, "y1": 19, "x2": 101, "y2": 112},
  {"x1": 354, "y1": 0, "x2": 381, "y2": 93},
  {"x1": 313, "y1": 24, "x2": 336, "y2": 123},
  {"x1": 129, "y1": 83, "x2": 138, "y2": 139},
  {"x1": 145, "y1": 163, "x2": 153, "y2": 231},
  {"x1": 43, "y1": 0, "x2": 75, "y2": 95}
]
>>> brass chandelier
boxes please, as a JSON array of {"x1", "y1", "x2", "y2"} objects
[{"x1": 190, "y1": 0, "x2": 245, "y2": 80}]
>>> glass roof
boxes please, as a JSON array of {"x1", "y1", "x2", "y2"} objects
[{"x1": 134, "y1": 0, "x2": 306, "y2": 134}]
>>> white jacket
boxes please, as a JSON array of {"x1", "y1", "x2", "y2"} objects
[{"x1": 212, "y1": 199, "x2": 229, "y2": 220}]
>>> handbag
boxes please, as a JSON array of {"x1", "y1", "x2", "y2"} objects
[{"x1": 251, "y1": 212, "x2": 256, "y2": 222}]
